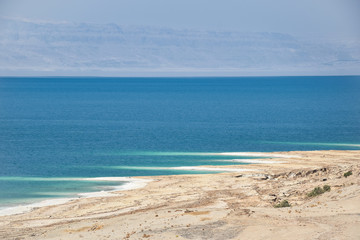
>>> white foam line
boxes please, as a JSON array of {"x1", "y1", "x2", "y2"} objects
[
  {"x1": 80, "y1": 177, "x2": 151, "y2": 183},
  {"x1": 0, "y1": 176, "x2": 150, "y2": 182},
  {"x1": 112, "y1": 166, "x2": 258, "y2": 173},
  {"x1": 77, "y1": 178, "x2": 152, "y2": 197},
  {"x1": 216, "y1": 152, "x2": 301, "y2": 158},
  {"x1": 265, "y1": 141, "x2": 360, "y2": 148},
  {"x1": 0, "y1": 178, "x2": 152, "y2": 217},
  {"x1": 110, "y1": 178, "x2": 152, "y2": 191},
  {"x1": 219, "y1": 159, "x2": 285, "y2": 164},
  {"x1": 172, "y1": 166, "x2": 257, "y2": 172},
  {"x1": 0, "y1": 198, "x2": 74, "y2": 216}
]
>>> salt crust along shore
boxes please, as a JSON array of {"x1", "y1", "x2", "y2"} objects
[
  {"x1": 0, "y1": 155, "x2": 279, "y2": 217},
  {"x1": 0, "y1": 153, "x2": 286, "y2": 217},
  {"x1": 0, "y1": 150, "x2": 359, "y2": 240},
  {"x1": 0, "y1": 177, "x2": 152, "y2": 217},
  {"x1": 218, "y1": 159, "x2": 285, "y2": 164},
  {"x1": 217, "y1": 152, "x2": 302, "y2": 158},
  {"x1": 0, "y1": 169, "x2": 256, "y2": 217}
]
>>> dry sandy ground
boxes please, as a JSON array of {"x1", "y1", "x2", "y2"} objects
[{"x1": 0, "y1": 150, "x2": 359, "y2": 240}]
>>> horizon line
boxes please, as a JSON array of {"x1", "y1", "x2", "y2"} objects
[{"x1": 0, "y1": 74, "x2": 359, "y2": 78}]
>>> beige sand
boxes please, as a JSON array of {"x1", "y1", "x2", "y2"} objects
[{"x1": 0, "y1": 150, "x2": 359, "y2": 240}]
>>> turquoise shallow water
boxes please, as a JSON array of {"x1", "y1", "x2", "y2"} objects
[{"x1": 0, "y1": 76, "x2": 359, "y2": 208}]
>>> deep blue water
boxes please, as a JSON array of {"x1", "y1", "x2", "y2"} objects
[{"x1": 0, "y1": 76, "x2": 359, "y2": 207}]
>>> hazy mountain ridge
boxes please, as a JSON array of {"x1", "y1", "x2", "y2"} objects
[{"x1": 0, "y1": 18, "x2": 359, "y2": 75}]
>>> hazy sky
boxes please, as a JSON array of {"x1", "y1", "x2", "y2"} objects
[{"x1": 1, "y1": 0, "x2": 359, "y2": 39}]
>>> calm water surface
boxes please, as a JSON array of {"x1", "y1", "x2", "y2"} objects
[{"x1": 0, "y1": 76, "x2": 359, "y2": 207}]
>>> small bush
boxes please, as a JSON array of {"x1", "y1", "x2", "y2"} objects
[
  {"x1": 274, "y1": 200, "x2": 291, "y2": 208},
  {"x1": 344, "y1": 171, "x2": 352, "y2": 178},
  {"x1": 307, "y1": 187, "x2": 324, "y2": 197},
  {"x1": 307, "y1": 185, "x2": 331, "y2": 197},
  {"x1": 323, "y1": 185, "x2": 331, "y2": 192}
]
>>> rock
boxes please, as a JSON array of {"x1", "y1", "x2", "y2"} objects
[
  {"x1": 263, "y1": 194, "x2": 277, "y2": 202},
  {"x1": 282, "y1": 192, "x2": 290, "y2": 197},
  {"x1": 288, "y1": 172, "x2": 296, "y2": 178}
]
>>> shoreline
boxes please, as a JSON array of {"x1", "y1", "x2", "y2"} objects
[
  {"x1": 0, "y1": 152, "x2": 290, "y2": 217},
  {"x1": 0, "y1": 150, "x2": 359, "y2": 240},
  {"x1": 0, "y1": 177, "x2": 152, "y2": 217}
]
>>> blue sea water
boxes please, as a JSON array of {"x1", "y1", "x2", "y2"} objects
[{"x1": 0, "y1": 76, "x2": 359, "y2": 208}]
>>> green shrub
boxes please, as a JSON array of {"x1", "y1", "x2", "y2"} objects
[
  {"x1": 307, "y1": 187, "x2": 324, "y2": 197},
  {"x1": 274, "y1": 200, "x2": 291, "y2": 208},
  {"x1": 344, "y1": 171, "x2": 352, "y2": 178},
  {"x1": 323, "y1": 185, "x2": 331, "y2": 192},
  {"x1": 307, "y1": 185, "x2": 331, "y2": 197}
]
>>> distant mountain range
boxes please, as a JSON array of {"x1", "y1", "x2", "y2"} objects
[{"x1": 0, "y1": 18, "x2": 359, "y2": 76}]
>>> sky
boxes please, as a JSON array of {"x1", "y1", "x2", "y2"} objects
[
  {"x1": 1, "y1": 0, "x2": 359, "y2": 39},
  {"x1": 0, "y1": 0, "x2": 359, "y2": 76}
]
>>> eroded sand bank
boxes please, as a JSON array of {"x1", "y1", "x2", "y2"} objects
[{"x1": 0, "y1": 150, "x2": 359, "y2": 240}]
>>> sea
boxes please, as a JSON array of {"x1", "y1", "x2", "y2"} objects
[{"x1": 0, "y1": 76, "x2": 359, "y2": 211}]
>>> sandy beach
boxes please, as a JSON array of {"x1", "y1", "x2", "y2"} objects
[{"x1": 0, "y1": 150, "x2": 359, "y2": 240}]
